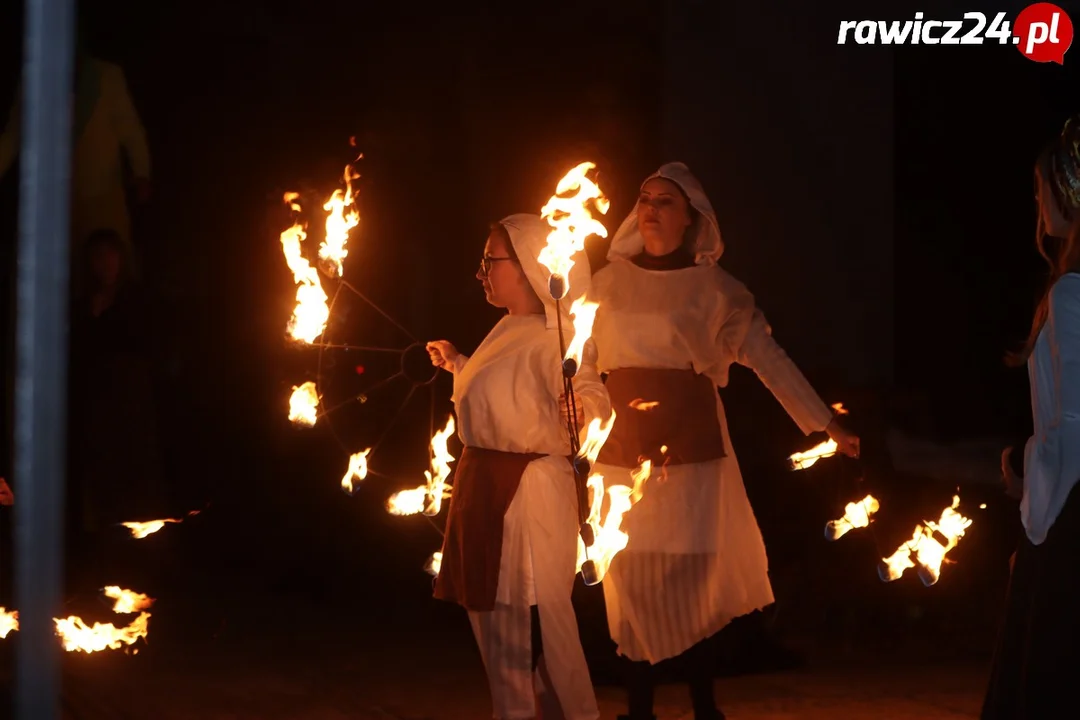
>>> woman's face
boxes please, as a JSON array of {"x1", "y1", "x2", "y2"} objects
[
  {"x1": 637, "y1": 177, "x2": 692, "y2": 251},
  {"x1": 88, "y1": 243, "x2": 122, "y2": 289},
  {"x1": 1036, "y1": 159, "x2": 1073, "y2": 238},
  {"x1": 476, "y1": 228, "x2": 529, "y2": 308}
]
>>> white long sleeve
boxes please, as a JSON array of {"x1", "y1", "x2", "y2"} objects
[
  {"x1": 736, "y1": 310, "x2": 834, "y2": 435},
  {"x1": 570, "y1": 337, "x2": 612, "y2": 431},
  {"x1": 1021, "y1": 273, "x2": 1080, "y2": 544}
]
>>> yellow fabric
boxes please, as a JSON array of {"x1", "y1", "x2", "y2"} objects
[{"x1": 0, "y1": 58, "x2": 150, "y2": 252}]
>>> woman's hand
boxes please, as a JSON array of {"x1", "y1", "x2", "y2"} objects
[
  {"x1": 825, "y1": 417, "x2": 860, "y2": 458},
  {"x1": 558, "y1": 392, "x2": 586, "y2": 429},
  {"x1": 426, "y1": 340, "x2": 460, "y2": 373},
  {"x1": 1002, "y1": 446, "x2": 1023, "y2": 500}
]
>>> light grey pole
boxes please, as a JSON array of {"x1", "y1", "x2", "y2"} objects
[{"x1": 14, "y1": 0, "x2": 76, "y2": 717}]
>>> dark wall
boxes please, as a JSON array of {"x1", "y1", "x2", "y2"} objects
[{"x1": 660, "y1": 2, "x2": 894, "y2": 390}]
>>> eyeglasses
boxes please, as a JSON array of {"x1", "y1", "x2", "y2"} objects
[{"x1": 480, "y1": 255, "x2": 514, "y2": 275}]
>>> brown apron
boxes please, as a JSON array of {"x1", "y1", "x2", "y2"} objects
[
  {"x1": 434, "y1": 446, "x2": 545, "y2": 612},
  {"x1": 597, "y1": 368, "x2": 726, "y2": 469}
]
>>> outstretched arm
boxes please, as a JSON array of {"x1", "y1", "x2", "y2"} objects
[
  {"x1": 736, "y1": 309, "x2": 835, "y2": 436},
  {"x1": 569, "y1": 337, "x2": 613, "y2": 430}
]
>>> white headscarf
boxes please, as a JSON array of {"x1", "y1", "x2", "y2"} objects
[
  {"x1": 607, "y1": 162, "x2": 724, "y2": 266},
  {"x1": 498, "y1": 213, "x2": 592, "y2": 330}
]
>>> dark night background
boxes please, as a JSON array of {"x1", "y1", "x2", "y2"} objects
[{"x1": 0, "y1": 0, "x2": 1075, "y2": 717}]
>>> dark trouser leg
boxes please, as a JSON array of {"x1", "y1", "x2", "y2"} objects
[
  {"x1": 619, "y1": 656, "x2": 655, "y2": 720},
  {"x1": 682, "y1": 635, "x2": 723, "y2": 719}
]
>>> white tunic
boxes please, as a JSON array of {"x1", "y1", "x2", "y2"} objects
[
  {"x1": 1021, "y1": 272, "x2": 1080, "y2": 545},
  {"x1": 590, "y1": 257, "x2": 834, "y2": 663},
  {"x1": 451, "y1": 313, "x2": 609, "y2": 720}
]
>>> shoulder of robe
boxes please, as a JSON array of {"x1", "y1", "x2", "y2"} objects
[{"x1": 712, "y1": 265, "x2": 755, "y2": 308}]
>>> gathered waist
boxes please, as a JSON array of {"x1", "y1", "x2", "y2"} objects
[{"x1": 597, "y1": 367, "x2": 725, "y2": 468}]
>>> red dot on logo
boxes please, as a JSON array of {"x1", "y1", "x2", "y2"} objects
[{"x1": 1014, "y1": 2, "x2": 1074, "y2": 64}]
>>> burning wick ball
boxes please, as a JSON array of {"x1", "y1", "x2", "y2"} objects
[
  {"x1": 573, "y1": 457, "x2": 592, "y2": 479},
  {"x1": 562, "y1": 357, "x2": 579, "y2": 378},
  {"x1": 579, "y1": 521, "x2": 595, "y2": 548},
  {"x1": 548, "y1": 273, "x2": 568, "y2": 300}
]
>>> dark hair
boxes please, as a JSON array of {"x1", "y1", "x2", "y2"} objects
[{"x1": 1007, "y1": 146, "x2": 1080, "y2": 366}]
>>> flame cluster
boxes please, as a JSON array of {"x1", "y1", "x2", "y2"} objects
[
  {"x1": 879, "y1": 495, "x2": 974, "y2": 586},
  {"x1": 387, "y1": 417, "x2": 456, "y2": 517},
  {"x1": 0, "y1": 586, "x2": 155, "y2": 654},
  {"x1": 283, "y1": 162, "x2": 362, "y2": 426},
  {"x1": 537, "y1": 161, "x2": 609, "y2": 293}
]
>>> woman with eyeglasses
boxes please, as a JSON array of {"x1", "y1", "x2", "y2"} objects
[
  {"x1": 586, "y1": 163, "x2": 859, "y2": 720},
  {"x1": 981, "y1": 116, "x2": 1080, "y2": 720},
  {"x1": 426, "y1": 214, "x2": 609, "y2": 720}
]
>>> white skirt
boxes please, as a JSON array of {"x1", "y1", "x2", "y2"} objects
[{"x1": 595, "y1": 397, "x2": 775, "y2": 663}]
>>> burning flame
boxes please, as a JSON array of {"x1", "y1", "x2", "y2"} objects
[
  {"x1": 319, "y1": 164, "x2": 360, "y2": 277},
  {"x1": 832, "y1": 402, "x2": 848, "y2": 415},
  {"x1": 387, "y1": 417, "x2": 456, "y2": 517},
  {"x1": 578, "y1": 410, "x2": 616, "y2": 467},
  {"x1": 629, "y1": 399, "x2": 659, "y2": 411},
  {"x1": 537, "y1": 162, "x2": 609, "y2": 295},
  {"x1": 54, "y1": 586, "x2": 154, "y2": 653},
  {"x1": 103, "y1": 586, "x2": 154, "y2": 614},
  {"x1": 575, "y1": 458, "x2": 654, "y2": 581},
  {"x1": 121, "y1": 510, "x2": 201, "y2": 539},
  {"x1": 289, "y1": 381, "x2": 320, "y2": 427},
  {"x1": 425, "y1": 551, "x2": 443, "y2": 577},
  {"x1": 789, "y1": 439, "x2": 838, "y2": 470},
  {"x1": 0, "y1": 609, "x2": 17, "y2": 638},
  {"x1": 564, "y1": 296, "x2": 599, "y2": 368},
  {"x1": 825, "y1": 494, "x2": 880, "y2": 541},
  {"x1": 878, "y1": 495, "x2": 974, "y2": 586},
  {"x1": 572, "y1": 410, "x2": 659, "y2": 582},
  {"x1": 341, "y1": 449, "x2": 371, "y2": 494},
  {"x1": 280, "y1": 194, "x2": 330, "y2": 344},
  {"x1": 1, "y1": 587, "x2": 155, "y2": 653}
]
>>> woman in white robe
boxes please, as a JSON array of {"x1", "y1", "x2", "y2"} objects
[
  {"x1": 427, "y1": 214, "x2": 610, "y2": 720},
  {"x1": 588, "y1": 163, "x2": 859, "y2": 720},
  {"x1": 981, "y1": 116, "x2": 1080, "y2": 720}
]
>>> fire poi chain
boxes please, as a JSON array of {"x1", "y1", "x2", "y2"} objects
[{"x1": 279, "y1": 152, "x2": 979, "y2": 589}]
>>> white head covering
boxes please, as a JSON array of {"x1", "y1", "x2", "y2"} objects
[
  {"x1": 607, "y1": 162, "x2": 724, "y2": 266},
  {"x1": 498, "y1": 213, "x2": 592, "y2": 330}
]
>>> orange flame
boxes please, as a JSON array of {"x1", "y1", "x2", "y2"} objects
[
  {"x1": 319, "y1": 164, "x2": 360, "y2": 277},
  {"x1": 280, "y1": 194, "x2": 330, "y2": 344},
  {"x1": 289, "y1": 381, "x2": 320, "y2": 427},
  {"x1": 825, "y1": 494, "x2": 880, "y2": 541},
  {"x1": 537, "y1": 162, "x2": 609, "y2": 295},
  {"x1": 879, "y1": 495, "x2": 973, "y2": 585},
  {"x1": 387, "y1": 417, "x2": 456, "y2": 516},
  {"x1": 341, "y1": 448, "x2": 371, "y2": 493}
]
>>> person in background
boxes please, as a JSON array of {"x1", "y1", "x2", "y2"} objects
[
  {"x1": 426, "y1": 214, "x2": 609, "y2": 720},
  {"x1": 67, "y1": 228, "x2": 166, "y2": 590},
  {"x1": 0, "y1": 23, "x2": 151, "y2": 282},
  {"x1": 981, "y1": 115, "x2": 1080, "y2": 719},
  {"x1": 587, "y1": 162, "x2": 859, "y2": 720}
]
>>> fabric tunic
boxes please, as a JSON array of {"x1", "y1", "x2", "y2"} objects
[
  {"x1": 1020, "y1": 272, "x2": 1080, "y2": 545},
  {"x1": 433, "y1": 212, "x2": 609, "y2": 720},
  {"x1": 588, "y1": 161, "x2": 834, "y2": 664}
]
